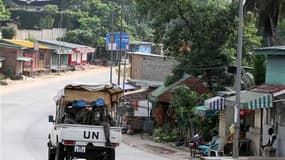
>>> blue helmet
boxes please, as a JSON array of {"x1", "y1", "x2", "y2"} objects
[
  {"x1": 72, "y1": 100, "x2": 86, "y2": 108},
  {"x1": 91, "y1": 98, "x2": 105, "y2": 108}
]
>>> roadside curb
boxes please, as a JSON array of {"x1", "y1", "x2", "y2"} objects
[{"x1": 121, "y1": 134, "x2": 191, "y2": 160}]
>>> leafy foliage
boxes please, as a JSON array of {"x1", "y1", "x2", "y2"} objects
[
  {"x1": 276, "y1": 19, "x2": 285, "y2": 44},
  {"x1": 136, "y1": 1, "x2": 262, "y2": 91},
  {"x1": 136, "y1": 1, "x2": 238, "y2": 91},
  {"x1": 39, "y1": 16, "x2": 55, "y2": 29},
  {"x1": 168, "y1": 85, "x2": 207, "y2": 139},
  {"x1": 62, "y1": 29, "x2": 94, "y2": 46},
  {"x1": 245, "y1": 0, "x2": 285, "y2": 46},
  {"x1": 253, "y1": 56, "x2": 266, "y2": 85},
  {"x1": 0, "y1": 0, "x2": 10, "y2": 19},
  {"x1": 9, "y1": 9, "x2": 82, "y2": 29},
  {"x1": 1, "y1": 26, "x2": 16, "y2": 39}
]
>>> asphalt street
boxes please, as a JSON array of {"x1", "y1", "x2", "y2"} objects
[{"x1": 0, "y1": 67, "x2": 171, "y2": 160}]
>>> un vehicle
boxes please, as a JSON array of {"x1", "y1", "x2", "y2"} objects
[{"x1": 48, "y1": 83, "x2": 123, "y2": 160}]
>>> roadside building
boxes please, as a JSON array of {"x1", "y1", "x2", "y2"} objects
[
  {"x1": 213, "y1": 46, "x2": 285, "y2": 156},
  {"x1": 0, "y1": 42, "x2": 25, "y2": 77},
  {"x1": 122, "y1": 85, "x2": 157, "y2": 132},
  {"x1": 38, "y1": 40, "x2": 95, "y2": 71},
  {"x1": 0, "y1": 39, "x2": 53, "y2": 76},
  {"x1": 129, "y1": 52, "x2": 177, "y2": 82},
  {"x1": 253, "y1": 46, "x2": 285, "y2": 156},
  {"x1": 224, "y1": 90, "x2": 273, "y2": 156},
  {"x1": 148, "y1": 75, "x2": 209, "y2": 125}
]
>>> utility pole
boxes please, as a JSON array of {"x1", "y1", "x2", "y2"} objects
[
  {"x1": 233, "y1": 0, "x2": 245, "y2": 158},
  {"x1": 117, "y1": 0, "x2": 123, "y2": 85},
  {"x1": 122, "y1": 0, "x2": 127, "y2": 93},
  {"x1": 110, "y1": 1, "x2": 114, "y2": 84}
]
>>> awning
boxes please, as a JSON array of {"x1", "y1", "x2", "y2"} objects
[
  {"x1": 226, "y1": 91, "x2": 272, "y2": 110},
  {"x1": 204, "y1": 96, "x2": 225, "y2": 110},
  {"x1": 193, "y1": 105, "x2": 219, "y2": 117},
  {"x1": 123, "y1": 87, "x2": 155, "y2": 102},
  {"x1": 16, "y1": 57, "x2": 33, "y2": 62}
]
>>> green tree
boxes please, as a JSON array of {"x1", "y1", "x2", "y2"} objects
[
  {"x1": 253, "y1": 56, "x2": 266, "y2": 85},
  {"x1": 136, "y1": 0, "x2": 262, "y2": 91},
  {"x1": 245, "y1": 0, "x2": 285, "y2": 46},
  {"x1": 62, "y1": 29, "x2": 94, "y2": 46},
  {"x1": 39, "y1": 16, "x2": 55, "y2": 29},
  {"x1": 276, "y1": 18, "x2": 285, "y2": 44},
  {"x1": 1, "y1": 26, "x2": 15, "y2": 39},
  {"x1": 0, "y1": 0, "x2": 10, "y2": 20},
  {"x1": 168, "y1": 85, "x2": 208, "y2": 141},
  {"x1": 136, "y1": 0, "x2": 237, "y2": 91},
  {"x1": 43, "y1": 5, "x2": 59, "y2": 13}
]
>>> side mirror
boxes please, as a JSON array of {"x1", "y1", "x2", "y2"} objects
[{"x1": 48, "y1": 115, "x2": 55, "y2": 123}]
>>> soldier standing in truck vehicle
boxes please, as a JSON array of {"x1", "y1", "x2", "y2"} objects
[{"x1": 91, "y1": 98, "x2": 112, "y2": 146}]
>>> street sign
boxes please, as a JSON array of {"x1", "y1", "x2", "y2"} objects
[{"x1": 106, "y1": 32, "x2": 129, "y2": 51}]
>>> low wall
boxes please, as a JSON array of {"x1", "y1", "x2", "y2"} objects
[{"x1": 15, "y1": 28, "x2": 66, "y2": 40}]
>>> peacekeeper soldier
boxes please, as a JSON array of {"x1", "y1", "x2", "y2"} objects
[
  {"x1": 90, "y1": 98, "x2": 112, "y2": 146},
  {"x1": 63, "y1": 100, "x2": 88, "y2": 124}
]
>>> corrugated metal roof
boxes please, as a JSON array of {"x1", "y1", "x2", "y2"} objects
[
  {"x1": 252, "y1": 84, "x2": 285, "y2": 94},
  {"x1": 251, "y1": 84, "x2": 285, "y2": 97},
  {"x1": 38, "y1": 40, "x2": 89, "y2": 49},
  {"x1": 2, "y1": 39, "x2": 49, "y2": 49},
  {"x1": 254, "y1": 46, "x2": 285, "y2": 55},
  {"x1": 128, "y1": 51, "x2": 167, "y2": 58},
  {"x1": 148, "y1": 75, "x2": 209, "y2": 103},
  {"x1": 0, "y1": 42, "x2": 22, "y2": 49}
]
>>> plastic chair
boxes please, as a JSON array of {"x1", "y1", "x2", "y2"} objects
[
  {"x1": 209, "y1": 149, "x2": 224, "y2": 156},
  {"x1": 209, "y1": 138, "x2": 225, "y2": 157}
]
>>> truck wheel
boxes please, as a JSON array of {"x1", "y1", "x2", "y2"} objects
[
  {"x1": 108, "y1": 148, "x2": 115, "y2": 160},
  {"x1": 55, "y1": 143, "x2": 64, "y2": 160},
  {"x1": 48, "y1": 147, "x2": 55, "y2": 160}
]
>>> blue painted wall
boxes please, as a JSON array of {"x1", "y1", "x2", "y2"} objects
[{"x1": 266, "y1": 56, "x2": 285, "y2": 85}]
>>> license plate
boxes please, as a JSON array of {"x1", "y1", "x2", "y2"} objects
[{"x1": 74, "y1": 146, "x2": 86, "y2": 153}]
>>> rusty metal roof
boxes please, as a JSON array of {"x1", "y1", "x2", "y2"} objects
[
  {"x1": 251, "y1": 84, "x2": 285, "y2": 97},
  {"x1": 148, "y1": 75, "x2": 209, "y2": 103}
]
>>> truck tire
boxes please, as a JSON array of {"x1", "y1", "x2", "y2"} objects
[
  {"x1": 108, "y1": 148, "x2": 115, "y2": 160},
  {"x1": 55, "y1": 143, "x2": 64, "y2": 160},
  {"x1": 48, "y1": 148, "x2": 55, "y2": 160}
]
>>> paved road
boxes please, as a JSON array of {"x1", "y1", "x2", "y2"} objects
[{"x1": 0, "y1": 68, "x2": 170, "y2": 160}]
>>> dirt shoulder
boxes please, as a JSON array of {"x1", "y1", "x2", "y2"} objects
[{"x1": 0, "y1": 66, "x2": 109, "y2": 95}]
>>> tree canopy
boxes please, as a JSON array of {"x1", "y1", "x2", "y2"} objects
[
  {"x1": 136, "y1": 0, "x2": 262, "y2": 91},
  {"x1": 136, "y1": 0, "x2": 235, "y2": 90},
  {"x1": 245, "y1": 0, "x2": 285, "y2": 46},
  {"x1": 0, "y1": 0, "x2": 10, "y2": 20}
]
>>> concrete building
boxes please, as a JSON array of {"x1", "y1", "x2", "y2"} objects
[
  {"x1": 253, "y1": 46, "x2": 285, "y2": 156},
  {"x1": 129, "y1": 52, "x2": 177, "y2": 82}
]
